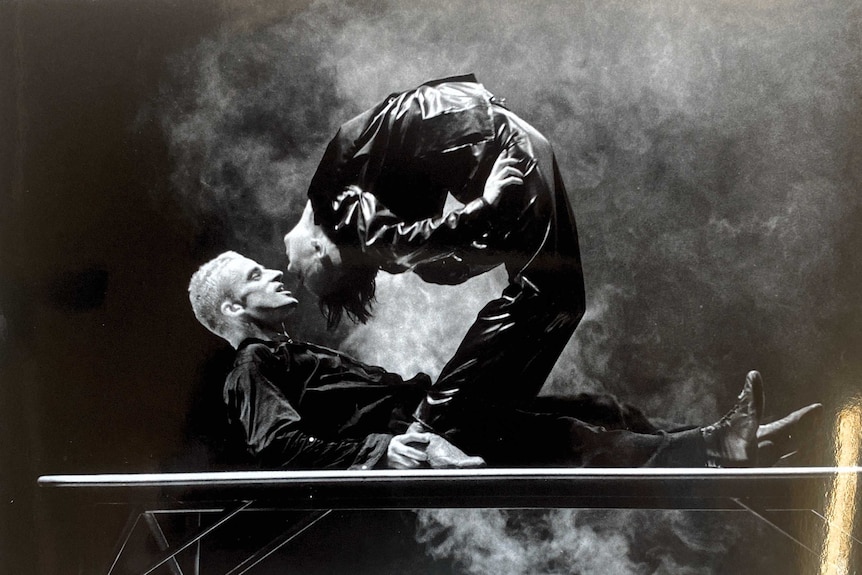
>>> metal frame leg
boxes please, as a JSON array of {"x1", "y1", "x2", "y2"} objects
[
  {"x1": 732, "y1": 498, "x2": 819, "y2": 555},
  {"x1": 810, "y1": 509, "x2": 862, "y2": 547},
  {"x1": 193, "y1": 512, "x2": 201, "y2": 575},
  {"x1": 104, "y1": 506, "x2": 144, "y2": 575},
  {"x1": 224, "y1": 510, "x2": 332, "y2": 575},
  {"x1": 141, "y1": 501, "x2": 253, "y2": 575},
  {"x1": 143, "y1": 513, "x2": 185, "y2": 575}
]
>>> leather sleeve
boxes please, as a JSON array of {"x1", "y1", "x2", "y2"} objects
[{"x1": 331, "y1": 186, "x2": 498, "y2": 275}]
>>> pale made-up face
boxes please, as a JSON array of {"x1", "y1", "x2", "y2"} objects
[
  {"x1": 283, "y1": 201, "x2": 341, "y2": 297},
  {"x1": 222, "y1": 255, "x2": 298, "y2": 328}
]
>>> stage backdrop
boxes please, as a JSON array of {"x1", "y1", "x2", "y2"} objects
[{"x1": 2, "y1": 1, "x2": 860, "y2": 574}]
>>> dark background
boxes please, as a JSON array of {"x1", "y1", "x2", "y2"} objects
[{"x1": 2, "y1": 1, "x2": 861, "y2": 573}]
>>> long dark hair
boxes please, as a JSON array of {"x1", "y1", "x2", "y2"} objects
[{"x1": 317, "y1": 247, "x2": 379, "y2": 329}]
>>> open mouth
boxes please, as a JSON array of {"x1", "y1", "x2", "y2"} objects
[{"x1": 273, "y1": 283, "x2": 297, "y2": 300}]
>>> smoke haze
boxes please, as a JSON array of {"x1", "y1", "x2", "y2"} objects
[
  {"x1": 161, "y1": 0, "x2": 862, "y2": 416},
  {"x1": 157, "y1": 0, "x2": 862, "y2": 572},
  {"x1": 416, "y1": 508, "x2": 760, "y2": 575}
]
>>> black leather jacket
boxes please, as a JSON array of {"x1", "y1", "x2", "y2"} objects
[
  {"x1": 307, "y1": 74, "x2": 584, "y2": 304},
  {"x1": 224, "y1": 337, "x2": 429, "y2": 470}
]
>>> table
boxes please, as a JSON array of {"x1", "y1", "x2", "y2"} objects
[{"x1": 37, "y1": 467, "x2": 862, "y2": 574}]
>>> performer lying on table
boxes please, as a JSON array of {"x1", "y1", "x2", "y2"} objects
[{"x1": 188, "y1": 251, "x2": 821, "y2": 471}]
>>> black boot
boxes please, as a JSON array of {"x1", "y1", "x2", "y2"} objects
[{"x1": 701, "y1": 370, "x2": 764, "y2": 467}]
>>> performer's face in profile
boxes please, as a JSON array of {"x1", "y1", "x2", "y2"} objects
[
  {"x1": 283, "y1": 202, "x2": 342, "y2": 298},
  {"x1": 222, "y1": 255, "x2": 298, "y2": 326}
]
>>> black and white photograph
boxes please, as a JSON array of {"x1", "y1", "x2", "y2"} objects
[{"x1": 2, "y1": 1, "x2": 861, "y2": 573}]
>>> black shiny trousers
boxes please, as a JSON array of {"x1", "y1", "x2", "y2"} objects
[
  {"x1": 415, "y1": 277, "x2": 582, "y2": 425},
  {"x1": 413, "y1": 281, "x2": 707, "y2": 468},
  {"x1": 452, "y1": 396, "x2": 706, "y2": 468}
]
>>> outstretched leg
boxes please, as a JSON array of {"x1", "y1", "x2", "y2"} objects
[{"x1": 448, "y1": 370, "x2": 819, "y2": 468}]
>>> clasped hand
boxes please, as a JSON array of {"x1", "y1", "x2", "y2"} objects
[{"x1": 385, "y1": 429, "x2": 486, "y2": 469}]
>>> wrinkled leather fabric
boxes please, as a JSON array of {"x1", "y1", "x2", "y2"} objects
[{"x1": 225, "y1": 337, "x2": 430, "y2": 469}]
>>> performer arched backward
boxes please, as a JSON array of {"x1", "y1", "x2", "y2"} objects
[
  {"x1": 284, "y1": 74, "x2": 587, "y2": 440},
  {"x1": 189, "y1": 252, "x2": 820, "y2": 470},
  {"x1": 280, "y1": 74, "x2": 821, "y2": 463}
]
